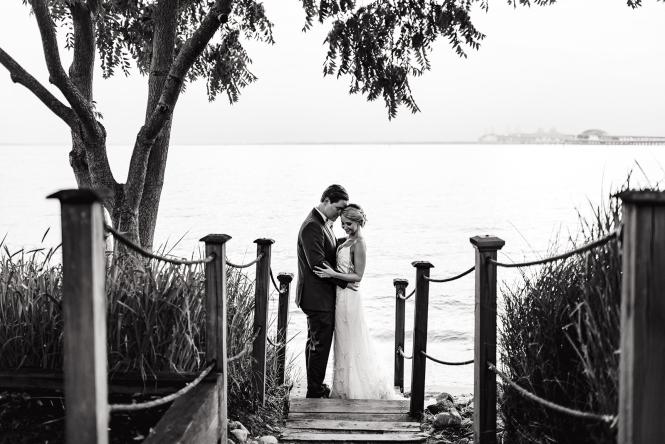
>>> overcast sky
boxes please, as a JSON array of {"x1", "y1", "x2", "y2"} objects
[{"x1": 1, "y1": 0, "x2": 664, "y2": 145}]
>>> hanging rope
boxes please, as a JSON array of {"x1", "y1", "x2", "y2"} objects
[
  {"x1": 105, "y1": 224, "x2": 215, "y2": 265},
  {"x1": 228, "y1": 342, "x2": 252, "y2": 363},
  {"x1": 397, "y1": 346, "x2": 412, "y2": 359},
  {"x1": 488, "y1": 363, "x2": 616, "y2": 425},
  {"x1": 267, "y1": 336, "x2": 285, "y2": 349},
  {"x1": 225, "y1": 253, "x2": 263, "y2": 269},
  {"x1": 398, "y1": 288, "x2": 416, "y2": 301},
  {"x1": 109, "y1": 362, "x2": 215, "y2": 412},
  {"x1": 488, "y1": 230, "x2": 618, "y2": 268},
  {"x1": 421, "y1": 350, "x2": 473, "y2": 366},
  {"x1": 270, "y1": 268, "x2": 286, "y2": 294},
  {"x1": 424, "y1": 266, "x2": 475, "y2": 283}
]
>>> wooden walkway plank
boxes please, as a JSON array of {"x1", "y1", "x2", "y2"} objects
[
  {"x1": 290, "y1": 399, "x2": 409, "y2": 413},
  {"x1": 285, "y1": 419, "x2": 421, "y2": 432},
  {"x1": 287, "y1": 412, "x2": 414, "y2": 422},
  {"x1": 280, "y1": 431, "x2": 426, "y2": 443},
  {"x1": 284, "y1": 396, "x2": 423, "y2": 442}
]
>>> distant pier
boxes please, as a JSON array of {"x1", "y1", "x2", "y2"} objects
[{"x1": 479, "y1": 129, "x2": 665, "y2": 145}]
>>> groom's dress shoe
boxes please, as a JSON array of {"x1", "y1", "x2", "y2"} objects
[{"x1": 306, "y1": 384, "x2": 331, "y2": 398}]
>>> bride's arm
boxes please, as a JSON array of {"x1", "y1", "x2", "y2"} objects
[{"x1": 314, "y1": 240, "x2": 366, "y2": 283}]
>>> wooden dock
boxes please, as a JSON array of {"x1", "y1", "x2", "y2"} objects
[{"x1": 281, "y1": 397, "x2": 426, "y2": 443}]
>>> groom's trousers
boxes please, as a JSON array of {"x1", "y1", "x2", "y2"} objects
[{"x1": 303, "y1": 309, "x2": 335, "y2": 397}]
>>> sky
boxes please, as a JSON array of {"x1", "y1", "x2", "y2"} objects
[{"x1": 1, "y1": 0, "x2": 664, "y2": 145}]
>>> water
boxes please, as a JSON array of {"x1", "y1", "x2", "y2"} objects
[{"x1": 1, "y1": 144, "x2": 664, "y2": 395}]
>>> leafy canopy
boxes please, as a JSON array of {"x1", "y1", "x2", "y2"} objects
[{"x1": 39, "y1": 0, "x2": 584, "y2": 118}]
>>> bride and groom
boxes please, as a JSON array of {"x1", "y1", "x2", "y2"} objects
[{"x1": 296, "y1": 184, "x2": 398, "y2": 400}]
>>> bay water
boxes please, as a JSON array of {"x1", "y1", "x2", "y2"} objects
[{"x1": 1, "y1": 144, "x2": 663, "y2": 395}]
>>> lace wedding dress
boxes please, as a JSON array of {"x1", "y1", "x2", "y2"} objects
[{"x1": 330, "y1": 243, "x2": 400, "y2": 400}]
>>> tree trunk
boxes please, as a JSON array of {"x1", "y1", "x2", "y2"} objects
[
  {"x1": 137, "y1": 0, "x2": 179, "y2": 251},
  {"x1": 138, "y1": 120, "x2": 172, "y2": 251}
]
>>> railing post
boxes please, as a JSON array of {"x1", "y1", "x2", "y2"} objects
[
  {"x1": 276, "y1": 273, "x2": 293, "y2": 386},
  {"x1": 200, "y1": 234, "x2": 231, "y2": 443},
  {"x1": 618, "y1": 191, "x2": 665, "y2": 444},
  {"x1": 409, "y1": 262, "x2": 433, "y2": 417},
  {"x1": 253, "y1": 238, "x2": 274, "y2": 407},
  {"x1": 48, "y1": 189, "x2": 108, "y2": 444},
  {"x1": 470, "y1": 235, "x2": 504, "y2": 444},
  {"x1": 393, "y1": 278, "x2": 408, "y2": 393}
]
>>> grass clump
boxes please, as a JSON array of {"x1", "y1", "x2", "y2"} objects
[
  {"x1": 0, "y1": 238, "x2": 292, "y2": 439},
  {"x1": 499, "y1": 195, "x2": 622, "y2": 443}
]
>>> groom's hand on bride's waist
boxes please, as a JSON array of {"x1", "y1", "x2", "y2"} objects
[{"x1": 346, "y1": 282, "x2": 359, "y2": 291}]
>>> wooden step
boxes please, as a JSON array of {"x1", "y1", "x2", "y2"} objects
[
  {"x1": 290, "y1": 399, "x2": 409, "y2": 413},
  {"x1": 279, "y1": 431, "x2": 427, "y2": 443},
  {"x1": 285, "y1": 419, "x2": 421, "y2": 433},
  {"x1": 288, "y1": 412, "x2": 413, "y2": 421}
]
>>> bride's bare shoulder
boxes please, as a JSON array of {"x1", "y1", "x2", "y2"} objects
[{"x1": 351, "y1": 237, "x2": 366, "y2": 252}]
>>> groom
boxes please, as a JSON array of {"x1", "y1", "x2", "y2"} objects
[{"x1": 296, "y1": 184, "x2": 355, "y2": 398}]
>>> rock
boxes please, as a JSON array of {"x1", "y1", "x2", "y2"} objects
[
  {"x1": 435, "y1": 392, "x2": 454, "y2": 403},
  {"x1": 432, "y1": 410, "x2": 462, "y2": 429},
  {"x1": 230, "y1": 429, "x2": 249, "y2": 443},
  {"x1": 257, "y1": 436, "x2": 278, "y2": 444},
  {"x1": 426, "y1": 398, "x2": 455, "y2": 414}
]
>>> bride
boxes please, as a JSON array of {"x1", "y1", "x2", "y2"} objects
[{"x1": 314, "y1": 204, "x2": 400, "y2": 400}]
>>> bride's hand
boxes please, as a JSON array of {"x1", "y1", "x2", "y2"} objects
[{"x1": 314, "y1": 264, "x2": 335, "y2": 278}]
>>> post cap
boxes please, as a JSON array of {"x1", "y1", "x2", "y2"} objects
[
  {"x1": 470, "y1": 235, "x2": 505, "y2": 251},
  {"x1": 411, "y1": 261, "x2": 434, "y2": 269},
  {"x1": 618, "y1": 190, "x2": 665, "y2": 206},
  {"x1": 200, "y1": 234, "x2": 232, "y2": 244},
  {"x1": 254, "y1": 238, "x2": 275, "y2": 245},
  {"x1": 277, "y1": 272, "x2": 294, "y2": 283},
  {"x1": 47, "y1": 189, "x2": 101, "y2": 204},
  {"x1": 393, "y1": 278, "x2": 409, "y2": 287}
]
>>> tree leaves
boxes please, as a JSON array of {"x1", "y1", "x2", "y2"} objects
[{"x1": 316, "y1": 0, "x2": 485, "y2": 119}]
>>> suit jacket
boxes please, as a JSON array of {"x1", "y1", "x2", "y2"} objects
[{"x1": 296, "y1": 209, "x2": 347, "y2": 312}]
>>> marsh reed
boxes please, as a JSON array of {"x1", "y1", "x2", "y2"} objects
[{"x1": 500, "y1": 195, "x2": 622, "y2": 443}]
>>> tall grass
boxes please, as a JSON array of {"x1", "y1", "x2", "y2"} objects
[
  {"x1": 0, "y1": 238, "x2": 293, "y2": 429},
  {"x1": 500, "y1": 195, "x2": 622, "y2": 443}
]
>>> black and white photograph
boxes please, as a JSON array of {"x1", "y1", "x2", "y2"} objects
[{"x1": 1, "y1": 0, "x2": 664, "y2": 443}]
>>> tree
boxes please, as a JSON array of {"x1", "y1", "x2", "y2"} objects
[{"x1": 3, "y1": 0, "x2": 645, "y2": 248}]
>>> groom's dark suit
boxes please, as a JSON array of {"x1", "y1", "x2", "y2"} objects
[{"x1": 296, "y1": 209, "x2": 347, "y2": 398}]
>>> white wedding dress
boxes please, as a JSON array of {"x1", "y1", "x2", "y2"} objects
[{"x1": 330, "y1": 243, "x2": 400, "y2": 400}]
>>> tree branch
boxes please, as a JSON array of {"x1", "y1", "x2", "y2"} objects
[
  {"x1": 121, "y1": 0, "x2": 234, "y2": 225},
  {"x1": 67, "y1": 1, "x2": 117, "y2": 193},
  {"x1": 29, "y1": 0, "x2": 101, "y2": 139},
  {"x1": 0, "y1": 46, "x2": 77, "y2": 127}
]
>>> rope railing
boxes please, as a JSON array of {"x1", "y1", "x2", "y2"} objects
[
  {"x1": 270, "y1": 268, "x2": 285, "y2": 294},
  {"x1": 423, "y1": 266, "x2": 475, "y2": 283},
  {"x1": 488, "y1": 230, "x2": 618, "y2": 268},
  {"x1": 398, "y1": 288, "x2": 416, "y2": 301},
  {"x1": 105, "y1": 224, "x2": 216, "y2": 265},
  {"x1": 228, "y1": 342, "x2": 253, "y2": 363},
  {"x1": 488, "y1": 363, "x2": 617, "y2": 426},
  {"x1": 267, "y1": 336, "x2": 285, "y2": 349},
  {"x1": 225, "y1": 253, "x2": 264, "y2": 269},
  {"x1": 397, "y1": 346, "x2": 412, "y2": 360},
  {"x1": 421, "y1": 350, "x2": 473, "y2": 366},
  {"x1": 109, "y1": 362, "x2": 215, "y2": 412}
]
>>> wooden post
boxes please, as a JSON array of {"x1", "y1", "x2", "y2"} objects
[
  {"x1": 618, "y1": 191, "x2": 665, "y2": 444},
  {"x1": 200, "y1": 234, "x2": 231, "y2": 443},
  {"x1": 409, "y1": 262, "x2": 433, "y2": 417},
  {"x1": 393, "y1": 278, "x2": 408, "y2": 393},
  {"x1": 253, "y1": 238, "x2": 274, "y2": 407},
  {"x1": 276, "y1": 273, "x2": 294, "y2": 386},
  {"x1": 48, "y1": 189, "x2": 108, "y2": 444},
  {"x1": 470, "y1": 235, "x2": 504, "y2": 444}
]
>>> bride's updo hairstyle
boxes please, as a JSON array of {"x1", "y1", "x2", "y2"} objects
[{"x1": 342, "y1": 204, "x2": 367, "y2": 227}]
